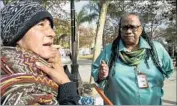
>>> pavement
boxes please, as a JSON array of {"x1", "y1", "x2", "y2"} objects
[
  {"x1": 67, "y1": 59, "x2": 177, "y2": 105},
  {"x1": 162, "y1": 68, "x2": 176, "y2": 105}
]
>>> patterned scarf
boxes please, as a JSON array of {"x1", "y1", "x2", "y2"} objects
[
  {"x1": 1, "y1": 46, "x2": 59, "y2": 105},
  {"x1": 119, "y1": 49, "x2": 145, "y2": 66}
]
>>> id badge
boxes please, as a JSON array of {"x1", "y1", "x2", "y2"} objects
[{"x1": 137, "y1": 73, "x2": 149, "y2": 89}]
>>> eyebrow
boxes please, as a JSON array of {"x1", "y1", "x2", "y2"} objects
[{"x1": 39, "y1": 19, "x2": 52, "y2": 26}]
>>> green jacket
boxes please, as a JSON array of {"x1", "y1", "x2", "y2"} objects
[{"x1": 92, "y1": 37, "x2": 174, "y2": 105}]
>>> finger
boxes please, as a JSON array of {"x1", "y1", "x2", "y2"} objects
[
  {"x1": 35, "y1": 62, "x2": 52, "y2": 75},
  {"x1": 47, "y1": 52, "x2": 58, "y2": 59},
  {"x1": 48, "y1": 58, "x2": 54, "y2": 63},
  {"x1": 101, "y1": 70, "x2": 108, "y2": 75},
  {"x1": 100, "y1": 70, "x2": 104, "y2": 74},
  {"x1": 101, "y1": 63, "x2": 108, "y2": 68},
  {"x1": 48, "y1": 54, "x2": 61, "y2": 63},
  {"x1": 102, "y1": 66, "x2": 107, "y2": 70},
  {"x1": 99, "y1": 73, "x2": 106, "y2": 79},
  {"x1": 101, "y1": 69, "x2": 107, "y2": 74},
  {"x1": 103, "y1": 69, "x2": 107, "y2": 73},
  {"x1": 51, "y1": 46, "x2": 58, "y2": 51},
  {"x1": 52, "y1": 45, "x2": 61, "y2": 49},
  {"x1": 48, "y1": 63, "x2": 53, "y2": 68},
  {"x1": 48, "y1": 57, "x2": 58, "y2": 63},
  {"x1": 101, "y1": 60, "x2": 106, "y2": 64}
]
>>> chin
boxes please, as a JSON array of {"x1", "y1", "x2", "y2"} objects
[
  {"x1": 128, "y1": 41, "x2": 136, "y2": 44},
  {"x1": 124, "y1": 40, "x2": 136, "y2": 45},
  {"x1": 39, "y1": 54, "x2": 51, "y2": 59},
  {"x1": 39, "y1": 50, "x2": 54, "y2": 59}
]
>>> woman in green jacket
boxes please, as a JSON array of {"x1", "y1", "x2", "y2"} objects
[{"x1": 92, "y1": 13, "x2": 174, "y2": 105}]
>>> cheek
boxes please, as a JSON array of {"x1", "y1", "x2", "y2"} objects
[
  {"x1": 29, "y1": 37, "x2": 42, "y2": 48},
  {"x1": 135, "y1": 29, "x2": 142, "y2": 39},
  {"x1": 120, "y1": 31, "x2": 125, "y2": 38},
  {"x1": 26, "y1": 37, "x2": 43, "y2": 54}
]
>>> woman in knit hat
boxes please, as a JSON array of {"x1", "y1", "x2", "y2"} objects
[{"x1": 0, "y1": 1, "x2": 80, "y2": 105}]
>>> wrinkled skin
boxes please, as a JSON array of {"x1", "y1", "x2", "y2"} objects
[
  {"x1": 17, "y1": 19, "x2": 70, "y2": 85},
  {"x1": 120, "y1": 15, "x2": 143, "y2": 51},
  {"x1": 98, "y1": 14, "x2": 143, "y2": 80}
]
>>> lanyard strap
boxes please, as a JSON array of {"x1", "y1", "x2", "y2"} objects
[{"x1": 134, "y1": 65, "x2": 140, "y2": 74}]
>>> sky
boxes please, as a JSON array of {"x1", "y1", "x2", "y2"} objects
[
  {"x1": 62, "y1": 1, "x2": 89, "y2": 13},
  {"x1": 0, "y1": 0, "x2": 4, "y2": 10},
  {"x1": 62, "y1": 1, "x2": 96, "y2": 28},
  {"x1": 0, "y1": 1, "x2": 88, "y2": 13}
]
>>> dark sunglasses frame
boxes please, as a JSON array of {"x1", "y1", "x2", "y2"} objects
[{"x1": 121, "y1": 25, "x2": 141, "y2": 31}]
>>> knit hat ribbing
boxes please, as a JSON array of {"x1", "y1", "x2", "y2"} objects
[{"x1": 1, "y1": 1, "x2": 54, "y2": 46}]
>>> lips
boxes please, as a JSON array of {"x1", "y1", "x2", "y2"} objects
[
  {"x1": 124, "y1": 35, "x2": 134, "y2": 37},
  {"x1": 43, "y1": 42, "x2": 53, "y2": 46}
]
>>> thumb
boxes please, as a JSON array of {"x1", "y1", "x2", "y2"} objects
[
  {"x1": 35, "y1": 62, "x2": 52, "y2": 75},
  {"x1": 101, "y1": 60, "x2": 106, "y2": 64}
]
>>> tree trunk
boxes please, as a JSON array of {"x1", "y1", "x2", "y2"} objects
[
  {"x1": 90, "y1": 0, "x2": 109, "y2": 84},
  {"x1": 93, "y1": 0, "x2": 109, "y2": 62}
]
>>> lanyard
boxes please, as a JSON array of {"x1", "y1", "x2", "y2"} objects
[{"x1": 134, "y1": 65, "x2": 141, "y2": 74}]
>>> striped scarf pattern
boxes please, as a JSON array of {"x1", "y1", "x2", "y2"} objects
[{"x1": 119, "y1": 49, "x2": 145, "y2": 66}]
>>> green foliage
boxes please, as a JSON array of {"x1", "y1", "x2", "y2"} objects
[
  {"x1": 53, "y1": 18, "x2": 71, "y2": 48},
  {"x1": 76, "y1": 7, "x2": 97, "y2": 26},
  {"x1": 75, "y1": 5, "x2": 99, "y2": 52},
  {"x1": 164, "y1": 23, "x2": 177, "y2": 44},
  {"x1": 4, "y1": 0, "x2": 175, "y2": 52},
  {"x1": 79, "y1": 27, "x2": 94, "y2": 48},
  {"x1": 101, "y1": 0, "x2": 176, "y2": 45},
  {"x1": 3, "y1": 0, "x2": 14, "y2": 4},
  {"x1": 82, "y1": 1, "x2": 101, "y2": 22}
]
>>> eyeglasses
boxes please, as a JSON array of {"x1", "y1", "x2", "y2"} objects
[{"x1": 121, "y1": 25, "x2": 141, "y2": 31}]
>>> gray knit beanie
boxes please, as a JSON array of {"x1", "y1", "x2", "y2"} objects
[{"x1": 1, "y1": 0, "x2": 53, "y2": 46}]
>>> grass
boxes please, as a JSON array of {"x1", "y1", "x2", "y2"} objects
[{"x1": 78, "y1": 54, "x2": 93, "y2": 60}]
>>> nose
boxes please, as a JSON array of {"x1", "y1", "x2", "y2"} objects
[
  {"x1": 125, "y1": 28, "x2": 132, "y2": 34},
  {"x1": 46, "y1": 26, "x2": 56, "y2": 38}
]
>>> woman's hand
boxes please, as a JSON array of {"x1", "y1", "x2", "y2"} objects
[
  {"x1": 35, "y1": 49, "x2": 70, "y2": 85},
  {"x1": 99, "y1": 60, "x2": 109, "y2": 81}
]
